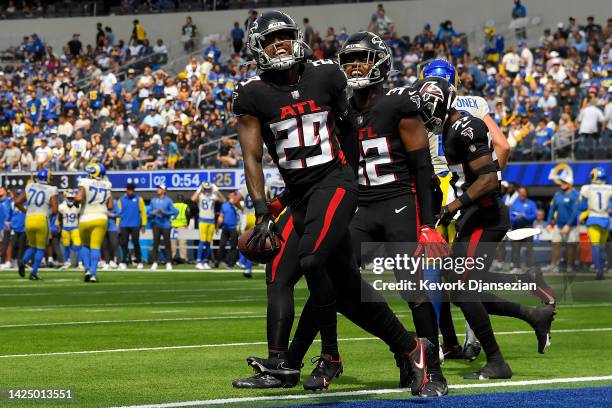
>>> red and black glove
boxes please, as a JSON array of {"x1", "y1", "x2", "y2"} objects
[
  {"x1": 266, "y1": 197, "x2": 285, "y2": 219},
  {"x1": 414, "y1": 225, "x2": 451, "y2": 259}
]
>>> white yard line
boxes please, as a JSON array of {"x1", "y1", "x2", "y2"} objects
[
  {"x1": 2, "y1": 327, "x2": 612, "y2": 359},
  {"x1": 110, "y1": 375, "x2": 612, "y2": 407}
]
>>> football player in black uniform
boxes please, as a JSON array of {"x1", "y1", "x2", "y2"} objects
[
  {"x1": 415, "y1": 76, "x2": 555, "y2": 380},
  {"x1": 232, "y1": 16, "x2": 432, "y2": 395}
]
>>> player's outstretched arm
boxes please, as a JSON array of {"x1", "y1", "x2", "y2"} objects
[
  {"x1": 399, "y1": 117, "x2": 436, "y2": 226},
  {"x1": 238, "y1": 114, "x2": 266, "y2": 218},
  {"x1": 483, "y1": 114, "x2": 510, "y2": 169},
  {"x1": 447, "y1": 154, "x2": 498, "y2": 214}
]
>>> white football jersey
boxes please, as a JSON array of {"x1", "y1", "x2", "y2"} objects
[
  {"x1": 239, "y1": 185, "x2": 271, "y2": 215},
  {"x1": 25, "y1": 182, "x2": 58, "y2": 216},
  {"x1": 453, "y1": 95, "x2": 490, "y2": 118},
  {"x1": 198, "y1": 189, "x2": 218, "y2": 221},
  {"x1": 580, "y1": 184, "x2": 612, "y2": 219},
  {"x1": 79, "y1": 177, "x2": 113, "y2": 222},
  {"x1": 59, "y1": 201, "x2": 80, "y2": 229},
  {"x1": 267, "y1": 178, "x2": 286, "y2": 199}
]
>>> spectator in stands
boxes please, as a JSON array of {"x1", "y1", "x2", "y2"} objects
[
  {"x1": 577, "y1": 99, "x2": 605, "y2": 141},
  {"x1": 244, "y1": 9, "x2": 258, "y2": 33},
  {"x1": 67, "y1": 33, "x2": 82, "y2": 57},
  {"x1": 204, "y1": 40, "x2": 221, "y2": 64},
  {"x1": 532, "y1": 118, "x2": 553, "y2": 160},
  {"x1": 2, "y1": 140, "x2": 21, "y2": 171},
  {"x1": 131, "y1": 19, "x2": 147, "y2": 45},
  {"x1": 181, "y1": 16, "x2": 198, "y2": 52},
  {"x1": 303, "y1": 18, "x2": 315, "y2": 47},
  {"x1": 511, "y1": 0, "x2": 528, "y2": 40},
  {"x1": 230, "y1": 21, "x2": 244, "y2": 55},
  {"x1": 368, "y1": 4, "x2": 394, "y2": 36},
  {"x1": 216, "y1": 190, "x2": 240, "y2": 268},
  {"x1": 555, "y1": 113, "x2": 576, "y2": 158},
  {"x1": 436, "y1": 20, "x2": 457, "y2": 45},
  {"x1": 509, "y1": 186, "x2": 537, "y2": 273}
]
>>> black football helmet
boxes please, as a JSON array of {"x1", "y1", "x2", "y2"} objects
[
  {"x1": 412, "y1": 77, "x2": 457, "y2": 134},
  {"x1": 248, "y1": 11, "x2": 305, "y2": 71},
  {"x1": 337, "y1": 31, "x2": 392, "y2": 90}
]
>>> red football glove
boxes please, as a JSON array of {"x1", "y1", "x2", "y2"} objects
[
  {"x1": 414, "y1": 225, "x2": 451, "y2": 259},
  {"x1": 266, "y1": 197, "x2": 285, "y2": 219}
]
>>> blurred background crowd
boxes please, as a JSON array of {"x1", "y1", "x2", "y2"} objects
[{"x1": 0, "y1": 1, "x2": 610, "y2": 174}]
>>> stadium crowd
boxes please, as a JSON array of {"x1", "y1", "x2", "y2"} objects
[{"x1": 0, "y1": 6, "x2": 611, "y2": 174}]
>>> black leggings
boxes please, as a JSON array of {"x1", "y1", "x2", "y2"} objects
[
  {"x1": 150, "y1": 225, "x2": 171, "y2": 264},
  {"x1": 103, "y1": 231, "x2": 120, "y2": 263},
  {"x1": 11, "y1": 232, "x2": 26, "y2": 263},
  {"x1": 120, "y1": 227, "x2": 142, "y2": 264}
]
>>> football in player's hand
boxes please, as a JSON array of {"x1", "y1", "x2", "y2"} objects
[{"x1": 238, "y1": 228, "x2": 282, "y2": 264}]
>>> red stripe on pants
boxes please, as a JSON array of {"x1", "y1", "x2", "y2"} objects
[
  {"x1": 312, "y1": 188, "x2": 346, "y2": 253},
  {"x1": 461, "y1": 227, "x2": 484, "y2": 282},
  {"x1": 270, "y1": 214, "x2": 294, "y2": 283}
]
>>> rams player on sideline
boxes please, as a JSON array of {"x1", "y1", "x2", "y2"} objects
[
  {"x1": 76, "y1": 164, "x2": 113, "y2": 283},
  {"x1": 58, "y1": 189, "x2": 82, "y2": 269},
  {"x1": 579, "y1": 167, "x2": 612, "y2": 280},
  {"x1": 15, "y1": 169, "x2": 59, "y2": 280},
  {"x1": 192, "y1": 181, "x2": 225, "y2": 270},
  {"x1": 420, "y1": 59, "x2": 511, "y2": 362}
]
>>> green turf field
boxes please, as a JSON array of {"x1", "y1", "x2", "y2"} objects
[{"x1": 1, "y1": 267, "x2": 612, "y2": 407}]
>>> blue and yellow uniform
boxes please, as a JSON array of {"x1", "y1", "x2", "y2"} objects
[
  {"x1": 78, "y1": 164, "x2": 112, "y2": 281},
  {"x1": 21, "y1": 169, "x2": 58, "y2": 278},
  {"x1": 579, "y1": 167, "x2": 612, "y2": 278},
  {"x1": 59, "y1": 190, "x2": 81, "y2": 264},
  {"x1": 194, "y1": 182, "x2": 223, "y2": 266}
]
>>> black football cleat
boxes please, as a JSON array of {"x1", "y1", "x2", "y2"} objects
[
  {"x1": 442, "y1": 343, "x2": 464, "y2": 360},
  {"x1": 406, "y1": 338, "x2": 433, "y2": 396},
  {"x1": 84, "y1": 271, "x2": 92, "y2": 282},
  {"x1": 463, "y1": 360, "x2": 512, "y2": 380},
  {"x1": 463, "y1": 339, "x2": 482, "y2": 362},
  {"x1": 18, "y1": 262, "x2": 25, "y2": 278},
  {"x1": 526, "y1": 305, "x2": 555, "y2": 353},
  {"x1": 420, "y1": 370, "x2": 449, "y2": 397},
  {"x1": 246, "y1": 356, "x2": 300, "y2": 388},
  {"x1": 419, "y1": 348, "x2": 448, "y2": 397},
  {"x1": 303, "y1": 354, "x2": 343, "y2": 391},
  {"x1": 28, "y1": 273, "x2": 42, "y2": 281},
  {"x1": 232, "y1": 372, "x2": 283, "y2": 389}
]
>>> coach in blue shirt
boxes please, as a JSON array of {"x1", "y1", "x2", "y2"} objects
[
  {"x1": 118, "y1": 183, "x2": 147, "y2": 268},
  {"x1": 545, "y1": 174, "x2": 580, "y2": 272},
  {"x1": 509, "y1": 187, "x2": 537, "y2": 272},
  {"x1": 216, "y1": 191, "x2": 239, "y2": 267},
  {"x1": 147, "y1": 185, "x2": 178, "y2": 270}
]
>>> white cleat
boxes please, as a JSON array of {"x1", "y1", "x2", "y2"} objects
[
  {"x1": 0, "y1": 262, "x2": 10, "y2": 270},
  {"x1": 102, "y1": 264, "x2": 110, "y2": 271},
  {"x1": 78, "y1": 262, "x2": 84, "y2": 270},
  {"x1": 60, "y1": 263, "x2": 69, "y2": 270},
  {"x1": 166, "y1": 263, "x2": 173, "y2": 271},
  {"x1": 202, "y1": 262, "x2": 211, "y2": 270},
  {"x1": 151, "y1": 262, "x2": 158, "y2": 270},
  {"x1": 137, "y1": 263, "x2": 144, "y2": 269},
  {"x1": 118, "y1": 263, "x2": 127, "y2": 270},
  {"x1": 109, "y1": 261, "x2": 118, "y2": 269},
  {"x1": 195, "y1": 263, "x2": 204, "y2": 270}
]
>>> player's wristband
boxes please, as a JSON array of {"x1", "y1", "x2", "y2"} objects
[
  {"x1": 458, "y1": 193, "x2": 473, "y2": 208},
  {"x1": 254, "y1": 198, "x2": 271, "y2": 218}
]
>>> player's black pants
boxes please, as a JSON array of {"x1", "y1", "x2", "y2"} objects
[
  {"x1": 49, "y1": 231, "x2": 64, "y2": 264},
  {"x1": 10, "y1": 231, "x2": 26, "y2": 264},
  {"x1": 120, "y1": 227, "x2": 142, "y2": 264},
  {"x1": 445, "y1": 204, "x2": 512, "y2": 362},
  {"x1": 150, "y1": 225, "x2": 172, "y2": 264},
  {"x1": 266, "y1": 208, "x2": 417, "y2": 365},
  {"x1": 290, "y1": 178, "x2": 358, "y2": 356},
  {"x1": 103, "y1": 231, "x2": 120, "y2": 263},
  {"x1": 218, "y1": 228, "x2": 238, "y2": 266},
  {"x1": 350, "y1": 193, "x2": 441, "y2": 358}
]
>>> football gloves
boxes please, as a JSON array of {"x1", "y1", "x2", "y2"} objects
[
  {"x1": 415, "y1": 225, "x2": 451, "y2": 259},
  {"x1": 247, "y1": 213, "x2": 283, "y2": 251}
]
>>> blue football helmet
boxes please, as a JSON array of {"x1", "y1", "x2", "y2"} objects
[
  {"x1": 36, "y1": 168, "x2": 51, "y2": 184},
  {"x1": 420, "y1": 58, "x2": 459, "y2": 88},
  {"x1": 65, "y1": 189, "x2": 76, "y2": 199},
  {"x1": 86, "y1": 163, "x2": 106, "y2": 179},
  {"x1": 590, "y1": 167, "x2": 606, "y2": 183}
]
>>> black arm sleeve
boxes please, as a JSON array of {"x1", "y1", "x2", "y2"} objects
[{"x1": 407, "y1": 148, "x2": 435, "y2": 227}]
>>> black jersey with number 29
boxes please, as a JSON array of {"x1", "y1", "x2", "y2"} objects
[
  {"x1": 346, "y1": 86, "x2": 424, "y2": 204},
  {"x1": 232, "y1": 60, "x2": 348, "y2": 189}
]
